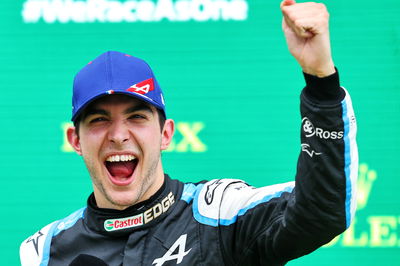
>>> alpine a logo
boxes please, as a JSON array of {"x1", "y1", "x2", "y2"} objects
[
  {"x1": 104, "y1": 192, "x2": 175, "y2": 231},
  {"x1": 153, "y1": 234, "x2": 192, "y2": 266},
  {"x1": 22, "y1": 0, "x2": 249, "y2": 23},
  {"x1": 302, "y1": 117, "x2": 344, "y2": 140},
  {"x1": 127, "y1": 78, "x2": 155, "y2": 95}
]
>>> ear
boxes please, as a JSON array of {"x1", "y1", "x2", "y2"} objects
[
  {"x1": 67, "y1": 126, "x2": 82, "y2": 155},
  {"x1": 161, "y1": 119, "x2": 175, "y2": 151}
]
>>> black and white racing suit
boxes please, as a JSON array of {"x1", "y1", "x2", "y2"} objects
[{"x1": 20, "y1": 70, "x2": 358, "y2": 266}]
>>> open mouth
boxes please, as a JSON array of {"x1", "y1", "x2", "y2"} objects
[{"x1": 105, "y1": 154, "x2": 138, "y2": 185}]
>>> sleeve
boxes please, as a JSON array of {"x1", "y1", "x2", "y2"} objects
[{"x1": 212, "y1": 70, "x2": 358, "y2": 265}]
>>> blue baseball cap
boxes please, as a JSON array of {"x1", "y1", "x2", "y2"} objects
[{"x1": 72, "y1": 51, "x2": 166, "y2": 121}]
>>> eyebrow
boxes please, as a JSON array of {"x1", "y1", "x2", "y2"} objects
[
  {"x1": 84, "y1": 109, "x2": 109, "y2": 119},
  {"x1": 124, "y1": 103, "x2": 153, "y2": 115}
]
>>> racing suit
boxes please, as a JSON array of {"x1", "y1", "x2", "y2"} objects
[{"x1": 20, "y1": 71, "x2": 358, "y2": 266}]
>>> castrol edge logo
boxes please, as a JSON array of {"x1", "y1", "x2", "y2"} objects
[
  {"x1": 104, "y1": 192, "x2": 175, "y2": 232},
  {"x1": 105, "y1": 213, "x2": 144, "y2": 231}
]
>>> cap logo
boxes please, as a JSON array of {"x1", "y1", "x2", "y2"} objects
[{"x1": 127, "y1": 78, "x2": 154, "y2": 95}]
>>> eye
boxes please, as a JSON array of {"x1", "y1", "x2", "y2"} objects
[
  {"x1": 89, "y1": 117, "x2": 108, "y2": 123},
  {"x1": 128, "y1": 114, "x2": 147, "y2": 120}
]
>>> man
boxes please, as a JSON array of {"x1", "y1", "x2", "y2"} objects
[{"x1": 20, "y1": 0, "x2": 358, "y2": 265}]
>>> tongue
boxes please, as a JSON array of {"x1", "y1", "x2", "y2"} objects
[{"x1": 106, "y1": 161, "x2": 135, "y2": 178}]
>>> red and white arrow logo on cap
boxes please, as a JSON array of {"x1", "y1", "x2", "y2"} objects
[{"x1": 127, "y1": 78, "x2": 155, "y2": 95}]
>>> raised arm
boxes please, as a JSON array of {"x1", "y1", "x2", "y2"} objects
[{"x1": 209, "y1": 2, "x2": 358, "y2": 264}]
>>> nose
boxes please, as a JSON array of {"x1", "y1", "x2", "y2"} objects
[{"x1": 107, "y1": 119, "x2": 130, "y2": 145}]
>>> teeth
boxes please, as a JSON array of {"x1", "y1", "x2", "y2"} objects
[{"x1": 106, "y1": 154, "x2": 135, "y2": 162}]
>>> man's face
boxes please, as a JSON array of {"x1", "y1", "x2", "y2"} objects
[{"x1": 67, "y1": 95, "x2": 174, "y2": 210}]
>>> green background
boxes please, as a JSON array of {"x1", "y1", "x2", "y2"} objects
[{"x1": 1, "y1": 0, "x2": 399, "y2": 265}]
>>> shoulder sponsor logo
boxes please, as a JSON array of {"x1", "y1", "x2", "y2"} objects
[
  {"x1": 127, "y1": 78, "x2": 155, "y2": 95},
  {"x1": 302, "y1": 117, "x2": 344, "y2": 140},
  {"x1": 204, "y1": 179, "x2": 223, "y2": 205},
  {"x1": 104, "y1": 192, "x2": 175, "y2": 231},
  {"x1": 26, "y1": 230, "x2": 44, "y2": 256},
  {"x1": 301, "y1": 143, "x2": 322, "y2": 157},
  {"x1": 22, "y1": 0, "x2": 249, "y2": 23},
  {"x1": 232, "y1": 182, "x2": 249, "y2": 191}
]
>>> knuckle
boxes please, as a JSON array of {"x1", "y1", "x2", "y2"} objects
[
  {"x1": 317, "y1": 3, "x2": 326, "y2": 9},
  {"x1": 322, "y1": 10, "x2": 330, "y2": 21},
  {"x1": 293, "y1": 19, "x2": 302, "y2": 28},
  {"x1": 290, "y1": 13, "x2": 298, "y2": 21}
]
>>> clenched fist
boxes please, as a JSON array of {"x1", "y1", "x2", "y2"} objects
[{"x1": 281, "y1": 0, "x2": 335, "y2": 77}]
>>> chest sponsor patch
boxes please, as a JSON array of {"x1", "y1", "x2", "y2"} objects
[
  {"x1": 105, "y1": 214, "x2": 144, "y2": 231},
  {"x1": 104, "y1": 192, "x2": 175, "y2": 231}
]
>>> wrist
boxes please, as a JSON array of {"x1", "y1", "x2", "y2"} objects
[{"x1": 302, "y1": 61, "x2": 336, "y2": 78}]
